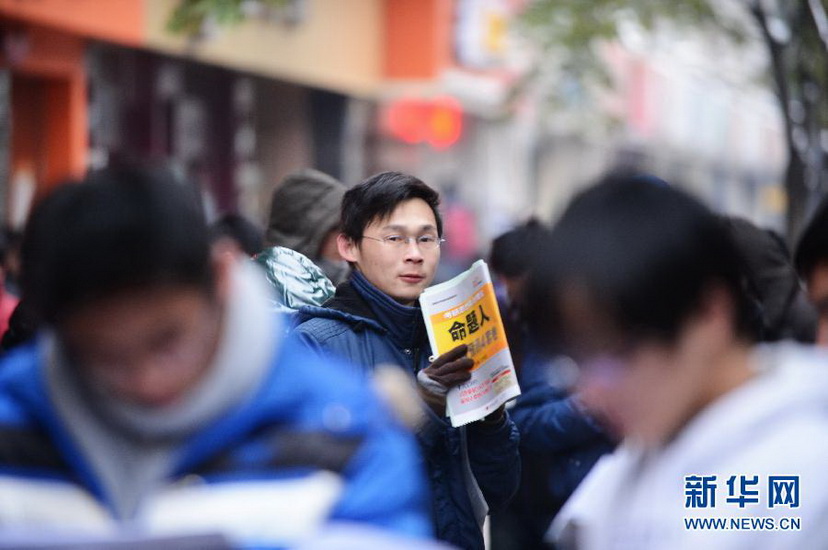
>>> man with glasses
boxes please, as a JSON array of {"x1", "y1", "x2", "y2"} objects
[{"x1": 295, "y1": 171, "x2": 520, "y2": 550}]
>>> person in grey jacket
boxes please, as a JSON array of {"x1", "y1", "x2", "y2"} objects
[
  {"x1": 266, "y1": 169, "x2": 350, "y2": 285},
  {"x1": 293, "y1": 171, "x2": 520, "y2": 550}
]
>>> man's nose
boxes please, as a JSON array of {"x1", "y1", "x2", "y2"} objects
[
  {"x1": 114, "y1": 360, "x2": 181, "y2": 407},
  {"x1": 403, "y1": 238, "x2": 424, "y2": 261}
]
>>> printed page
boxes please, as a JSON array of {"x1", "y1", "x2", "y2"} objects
[{"x1": 420, "y1": 260, "x2": 521, "y2": 427}]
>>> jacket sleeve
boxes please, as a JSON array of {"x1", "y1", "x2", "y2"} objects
[
  {"x1": 509, "y1": 385, "x2": 609, "y2": 453},
  {"x1": 465, "y1": 411, "x2": 521, "y2": 513},
  {"x1": 329, "y1": 402, "x2": 434, "y2": 538},
  {"x1": 284, "y1": 335, "x2": 433, "y2": 539}
]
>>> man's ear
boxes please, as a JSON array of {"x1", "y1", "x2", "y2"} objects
[
  {"x1": 210, "y1": 238, "x2": 237, "y2": 303},
  {"x1": 698, "y1": 283, "x2": 737, "y2": 332},
  {"x1": 337, "y1": 233, "x2": 360, "y2": 264}
]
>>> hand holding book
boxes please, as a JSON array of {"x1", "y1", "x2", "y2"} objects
[
  {"x1": 420, "y1": 260, "x2": 521, "y2": 427},
  {"x1": 416, "y1": 344, "x2": 473, "y2": 415}
]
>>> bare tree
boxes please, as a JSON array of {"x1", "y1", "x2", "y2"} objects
[{"x1": 522, "y1": 0, "x2": 828, "y2": 240}]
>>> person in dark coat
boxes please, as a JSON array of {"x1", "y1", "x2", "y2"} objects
[
  {"x1": 266, "y1": 169, "x2": 350, "y2": 285},
  {"x1": 488, "y1": 220, "x2": 615, "y2": 550},
  {"x1": 293, "y1": 171, "x2": 521, "y2": 550}
]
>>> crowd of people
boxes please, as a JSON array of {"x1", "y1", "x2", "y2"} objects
[{"x1": 0, "y1": 163, "x2": 827, "y2": 549}]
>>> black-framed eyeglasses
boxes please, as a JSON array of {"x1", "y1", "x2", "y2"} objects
[{"x1": 362, "y1": 234, "x2": 445, "y2": 250}]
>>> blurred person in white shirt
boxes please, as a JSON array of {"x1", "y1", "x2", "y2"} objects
[{"x1": 524, "y1": 172, "x2": 828, "y2": 549}]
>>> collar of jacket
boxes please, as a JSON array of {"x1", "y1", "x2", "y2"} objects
[
  {"x1": 350, "y1": 270, "x2": 425, "y2": 350},
  {"x1": 313, "y1": 271, "x2": 427, "y2": 350}
]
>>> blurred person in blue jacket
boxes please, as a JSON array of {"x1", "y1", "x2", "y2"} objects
[
  {"x1": 0, "y1": 165, "x2": 434, "y2": 549},
  {"x1": 488, "y1": 220, "x2": 615, "y2": 550},
  {"x1": 293, "y1": 171, "x2": 521, "y2": 550},
  {"x1": 525, "y1": 172, "x2": 828, "y2": 549}
]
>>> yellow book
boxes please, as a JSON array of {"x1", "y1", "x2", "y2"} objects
[{"x1": 420, "y1": 259, "x2": 521, "y2": 427}]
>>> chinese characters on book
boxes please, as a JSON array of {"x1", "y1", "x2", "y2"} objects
[{"x1": 420, "y1": 260, "x2": 521, "y2": 427}]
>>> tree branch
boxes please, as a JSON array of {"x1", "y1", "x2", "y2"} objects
[
  {"x1": 749, "y1": 0, "x2": 796, "y2": 150},
  {"x1": 807, "y1": 0, "x2": 828, "y2": 54}
]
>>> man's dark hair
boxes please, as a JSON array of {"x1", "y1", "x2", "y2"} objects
[
  {"x1": 340, "y1": 171, "x2": 442, "y2": 242},
  {"x1": 21, "y1": 164, "x2": 213, "y2": 324},
  {"x1": 211, "y1": 213, "x2": 264, "y2": 257},
  {"x1": 794, "y1": 194, "x2": 828, "y2": 281},
  {"x1": 524, "y1": 172, "x2": 754, "y2": 352},
  {"x1": 489, "y1": 218, "x2": 550, "y2": 279}
]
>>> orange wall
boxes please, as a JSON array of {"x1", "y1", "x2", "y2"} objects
[
  {"x1": 4, "y1": 25, "x2": 87, "y2": 192},
  {"x1": 0, "y1": 0, "x2": 144, "y2": 46},
  {"x1": 383, "y1": 0, "x2": 452, "y2": 80},
  {"x1": 2, "y1": 24, "x2": 84, "y2": 78},
  {"x1": 42, "y1": 73, "x2": 87, "y2": 190},
  {"x1": 0, "y1": 1, "x2": 140, "y2": 189}
]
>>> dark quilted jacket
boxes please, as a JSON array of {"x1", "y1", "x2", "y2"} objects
[{"x1": 293, "y1": 275, "x2": 521, "y2": 550}]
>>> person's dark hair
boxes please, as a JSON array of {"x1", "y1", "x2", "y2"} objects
[
  {"x1": 489, "y1": 218, "x2": 550, "y2": 279},
  {"x1": 0, "y1": 228, "x2": 9, "y2": 267},
  {"x1": 340, "y1": 171, "x2": 442, "y2": 242},
  {"x1": 21, "y1": 164, "x2": 213, "y2": 324},
  {"x1": 794, "y1": 193, "x2": 828, "y2": 281},
  {"x1": 2, "y1": 226, "x2": 23, "y2": 291},
  {"x1": 722, "y1": 216, "x2": 816, "y2": 343},
  {"x1": 211, "y1": 212, "x2": 264, "y2": 257},
  {"x1": 1, "y1": 299, "x2": 37, "y2": 352},
  {"x1": 524, "y1": 172, "x2": 754, "y2": 354}
]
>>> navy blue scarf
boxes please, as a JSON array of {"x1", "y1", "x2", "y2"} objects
[{"x1": 350, "y1": 270, "x2": 427, "y2": 350}]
